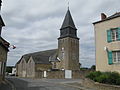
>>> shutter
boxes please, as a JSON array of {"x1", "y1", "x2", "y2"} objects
[
  {"x1": 118, "y1": 27, "x2": 120, "y2": 40},
  {"x1": 107, "y1": 30, "x2": 112, "y2": 42},
  {"x1": 108, "y1": 51, "x2": 113, "y2": 65}
]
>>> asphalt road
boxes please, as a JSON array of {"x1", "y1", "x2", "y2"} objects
[
  {"x1": 0, "y1": 80, "x2": 12, "y2": 90},
  {"x1": 6, "y1": 77, "x2": 85, "y2": 90}
]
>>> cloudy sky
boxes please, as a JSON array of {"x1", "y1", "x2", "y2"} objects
[{"x1": 1, "y1": 0, "x2": 120, "y2": 67}]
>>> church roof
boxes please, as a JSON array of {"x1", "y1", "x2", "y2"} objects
[
  {"x1": 17, "y1": 49, "x2": 57, "y2": 65},
  {"x1": 60, "y1": 9, "x2": 76, "y2": 30},
  {"x1": 93, "y1": 12, "x2": 120, "y2": 24},
  {"x1": 49, "y1": 52, "x2": 59, "y2": 62},
  {"x1": 32, "y1": 49, "x2": 57, "y2": 64}
]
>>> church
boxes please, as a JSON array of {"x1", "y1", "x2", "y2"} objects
[{"x1": 16, "y1": 8, "x2": 80, "y2": 79}]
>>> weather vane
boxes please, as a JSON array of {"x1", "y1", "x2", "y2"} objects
[{"x1": 68, "y1": 0, "x2": 69, "y2": 9}]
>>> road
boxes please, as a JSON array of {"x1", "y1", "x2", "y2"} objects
[{"x1": 6, "y1": 77, "x2": 92, "y2": 90}]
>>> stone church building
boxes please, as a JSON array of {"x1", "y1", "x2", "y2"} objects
[{"x1": 16, "y1": 9, "x2": 80, "y2": 78}]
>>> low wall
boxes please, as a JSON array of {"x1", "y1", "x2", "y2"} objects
[
  {"x1": 72, "y1": 70, "x2": 91, "y2": 79},
  {"x1": 35, "y1": 71, "x2": 43, "y2": 78},
  {"x1": 46, "y1": 71, "x2": 65, "y2": 79},
  {"x1": 35, "y1": 70, "x2": 92, "y2": 79},
  {"x1": 82, "y1": 78, "x2": 120, "y2": 90}
]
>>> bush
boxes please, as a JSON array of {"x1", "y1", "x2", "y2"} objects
[
  {"x1": 86, "y1": 71, "x2": 102, "y2": 80},
  {"x1": 107, "y1": 72, "x2": 120, "y2": 84},
  {"x1": 6, "y1": 67, "x2": 12, "y2": 73},
  {"x1": 86, "y1": 71, "x2": 120, "y2": 85},
  {"x1": 95, "y1": 73, "x2": 109, "y2": 83},
  {"x1": 90, "y1": 65, "x2": 96, "y2": 70},
  {"x1": 116, "y1": 78, "x2": 120, "y2": 85}
]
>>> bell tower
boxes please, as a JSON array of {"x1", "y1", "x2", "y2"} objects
[{"x1": 58, "y1": 9, "x2": 79, "y2": 70}]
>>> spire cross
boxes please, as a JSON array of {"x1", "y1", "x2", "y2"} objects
[{"x1": 68, "y1": 0, "x2": 69, "y2": 10}]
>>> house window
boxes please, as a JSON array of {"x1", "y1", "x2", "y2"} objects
[
  {"x1": 112, "y1": 51, "x2": 120, "y2": 63},
  {"x1": 111, "y1": 29, "x2": 118, "y2": 41},
  {"x1": 107, "y1": 27, "x2": 120, "y2": 42}
]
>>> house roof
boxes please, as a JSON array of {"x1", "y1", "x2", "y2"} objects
[
  {"x1": 93, "y1": 12, "x2": 120, "y2": 24},
  {"x1": 17, "y1": 49, "x2": 57, "y2": 65},
  {"x1": 0, "y1": 36, "x2": 9, "y2": 51},
  {"x1": 60, "y1": 9, "x2": 77, "y2": 30}
]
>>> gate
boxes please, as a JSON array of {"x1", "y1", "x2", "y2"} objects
[
  {"x1": 43, "y1": 71, "x2": 47, "y2": 78},
  {"x1": 65, "y1": 70, "x2": 72, "y2": 79}
]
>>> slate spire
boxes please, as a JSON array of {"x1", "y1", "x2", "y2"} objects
[
  {"x1": 60, "y1": 9, "x2": 76, "y2": 30},
  {"x1": 59, "y1": 9, "x2": 78, "y2": 39}
]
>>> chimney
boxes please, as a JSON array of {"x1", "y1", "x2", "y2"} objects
[{"x1": 101, "y1": 13, "x2": 107, "y2": 20}]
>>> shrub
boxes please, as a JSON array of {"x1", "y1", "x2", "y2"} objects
[
  {"x1": 6, "y1": 67, "x2": 12, "y2": 73},
  {"x1": 95, "y1": 73, "x2": 109, "y2": 83},
  {"x1": 90, "y1": 65, "x2": 96, "y2": 70},
  {"x1": 86, "y1": 71, "x2": 120, "y2": 85},
  {"x1": 116, "y1": 78, "x2": 120, "y2": 85},
  {"x1": 86, "y1": 71, "x2": 102, "y2": 80},
  {"x1": 106, "y1": 72, "x2": 120, "y2": 84}
]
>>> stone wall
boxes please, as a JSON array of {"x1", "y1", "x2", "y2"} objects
[
  {"x1": 34, "y1": 70, "x2": 91, "y2": 79},
  {"x1": 0, "y1": 46, "x2": 7, "y2": 62},
  {"x1": 35, "y1": 71, "x2": 43, "y2": 79},
  {"x1": 82, "y1": 78, "x2": 120, "y2": 90},
  {"x1": 0, "y1": 45, "x2": 8, "y2": 82},
  {"x1": 35, "y1": 64, "x2": 52, "y2": 71},
  {"x1": 58, "y1": 37, "x2": 79, "y2": 70},
  {"x1": 46, "y1": 71, "x2": 65, "y2": 79},
  {"x1": 27, "y1": 57, "x2": 35, "y2": 78}
]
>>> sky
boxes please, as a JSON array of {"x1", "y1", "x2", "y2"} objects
[{"x1": 1, "y1": 0, "x2": 120, "y2": 68}]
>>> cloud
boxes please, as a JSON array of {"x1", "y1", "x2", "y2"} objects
[{"x1": 1, "y1": 0, "x2": 120, "y2": 67}]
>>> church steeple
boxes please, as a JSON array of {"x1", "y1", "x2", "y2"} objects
[
  {"x1": 60, "y1": 9, "x2": 76, "y2": 30},
  {"x1": 59, "y1": 9, "x2": 78, "y2": 39},
  {"x1": 57, "y1": 8, "x2": 80, "y2": 70}
]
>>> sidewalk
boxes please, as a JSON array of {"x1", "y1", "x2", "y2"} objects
[
  {"x1": 63, "y1": 82, "x2": 96, "y2": 90},
  {"x1": 42, "y1": 79, "x2": 96, "y2": 90}
]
